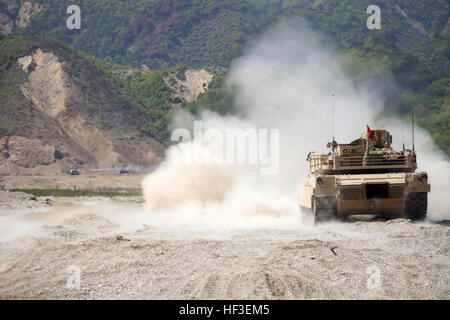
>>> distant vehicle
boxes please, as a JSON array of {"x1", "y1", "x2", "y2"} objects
[
  {"x1": 70, "y1": 169, "x2": 80, "y2": 176},
  {"x1": 298, "y1": 127, "x2": 430, "y2": 224},
  {"x1": 120, "y1": 168, "x2": 130, "y2": 175}
]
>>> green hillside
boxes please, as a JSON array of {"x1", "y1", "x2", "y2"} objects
[
  {"x1": 2, "y1": 0, "x2": 449, "y2": 155},
  {"x1": 16, "y1": 1, "x2": 448, "y2": 70}
]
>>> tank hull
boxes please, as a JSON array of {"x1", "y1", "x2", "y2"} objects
[
  {"x1": 336, "y1": 198, "x2": 405, "y2": 217},
  {"x1": 298, "y1": 172, "x2": 430, "y2": 222}
]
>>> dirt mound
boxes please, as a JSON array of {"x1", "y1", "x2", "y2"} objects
[{"x1": 0, "y1": 190, "x2": 49, "y2": 210}]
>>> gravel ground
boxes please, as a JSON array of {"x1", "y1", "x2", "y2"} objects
[{"x1": 0, "y1": 192, "x2": 448, "y2": 300}]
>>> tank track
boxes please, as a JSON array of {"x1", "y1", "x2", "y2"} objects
[
  {"x1": 312, "y1": 196, "x2": 336, "y2": 224},
  {"x1": 406, "y1": 192, "x2": 427, "y2": 221}
]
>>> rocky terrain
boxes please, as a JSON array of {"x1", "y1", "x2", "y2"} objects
[
  {"x1": 0, "y1": 36, "x2": 221, "y2": 176},
  {"x1": 164, "y1": 67, "x2": 214, "y2": 104},
  {"x1": 0, "y1": 37, "x2": 165, "y2": 175},
  {"x1": 0, "y1": 191, "x2": 448, "y2": 300},
  {"x1": 0, "y1": 1, "x2": 44, "y2": 35}
]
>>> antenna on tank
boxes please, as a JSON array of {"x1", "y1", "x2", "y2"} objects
[
  {"x1": 402, "y1": 120, "x2": 405, "y2": 151},
  {"x1": 411, "y1": 112, "x2": 415, "y2": 151},
  {"x1": 331, "y1": 93, "x2": 336, "y2": 151}
]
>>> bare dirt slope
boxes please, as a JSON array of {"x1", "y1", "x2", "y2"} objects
[
  {"x1": 164, "y1": 67, "x2": 214, "y2": 105},
  {"x1": 0, "y1": 37, "x2": 163, "y2": 176},
  {"x1": 0, "y1": 192, "x2": 448, "y2": 300}
]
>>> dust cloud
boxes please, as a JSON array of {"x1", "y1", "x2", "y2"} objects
[
  {"x1": 141, "y1": 19, "x2": 449, "y2": 225},
  {"x1": 0, "y1": 20, "x2": 449, "y2": 301}
]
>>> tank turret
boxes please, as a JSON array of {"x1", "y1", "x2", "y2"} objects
[{"x1": 308, "y1": 129, "x2": 417, "y2": 175}]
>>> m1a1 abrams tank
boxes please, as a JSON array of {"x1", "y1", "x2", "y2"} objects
[{"x1": 298, "y1": 127, "x2": 430, "y2": 223}]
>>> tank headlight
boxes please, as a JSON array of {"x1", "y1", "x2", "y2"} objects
[
  {"x1": 316, "y1": 177, "x2": 324, "y2": 185},
  {"x1": 419, "y1": 173, "x2": 428, "y2": 182}
]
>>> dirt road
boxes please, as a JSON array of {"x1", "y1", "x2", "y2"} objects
[{"x1": 0, "y1": 174, "x2": 146, "y2": 193}]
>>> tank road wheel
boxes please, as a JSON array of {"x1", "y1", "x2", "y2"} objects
[
  {"x1": 312, "y1": 196, "x2": 336, "y2": 224},
  {"x1": 406, "y1": 192, "x2": 428, "y2": 221}
]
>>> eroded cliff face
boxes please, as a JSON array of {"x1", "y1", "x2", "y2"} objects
[
  {"x1": 165, "y1": 68, "x2": 214, "y2": 104},
  {"x1": 18, "y1": 50, "x2": 67, "y2": 118},
  {"x1": 16, "y1": 1, "x2": 44, "y2": 28},
  {"x1": 17, "y1": 49, "x2": 121, "y2": 168},
  {"x1": 0, "y1": 0, "x2": 44, "y2": 35},
  {"x1": 0, "y1": 45, "x2": 162, "y2": 175}
]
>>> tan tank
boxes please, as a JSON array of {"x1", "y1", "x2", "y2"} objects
[{"x1": 298, "y1": 128, "x2": 430, "y2": 223}]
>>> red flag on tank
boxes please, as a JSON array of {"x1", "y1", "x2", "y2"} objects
[{"x1": 367, "y1": 125, "x2": 374, "y2": 140}]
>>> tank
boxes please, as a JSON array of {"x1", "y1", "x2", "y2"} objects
[{"x1": 297, "y1": 128, "x2": 430, "y2": 223}]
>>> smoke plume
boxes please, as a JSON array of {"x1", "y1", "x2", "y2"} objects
[{"x1": 141, "y1": 19, "x2": 449, "y2": 225}]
